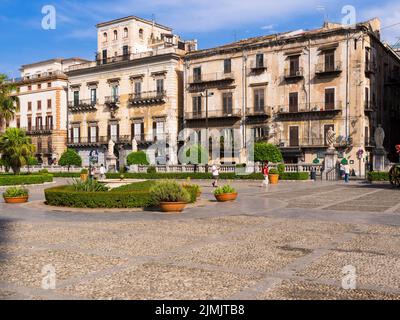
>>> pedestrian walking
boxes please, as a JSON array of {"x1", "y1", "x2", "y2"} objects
[
  {"x1": 211, "y1": 164, "x2": 219, "y2": 188},
  {"x1": 99, "y1": 164, "x2": 106, "y2": 180},
  {"x1": 344, "y1": 163, "x2": 350, "y2": 183},
  {"x1": 262, "y1": 162, "x2": 269, "y2": 187}
]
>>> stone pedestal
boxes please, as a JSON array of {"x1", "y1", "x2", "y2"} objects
[
  {"x1": 373, "y1": 148, "x2": 387, "y2": 172},
  {"x1": 322, "y1": 148, "x2": 338, "y2": 180},
  {"x1": 106, "y1": 154, "x2": 117, "y2": 173}
]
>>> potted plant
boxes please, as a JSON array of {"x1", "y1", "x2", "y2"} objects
[
  {"x1": 214, "y1": 185, "x2": 238, "y2": 202},
  {"x1": 268, "y1": 168, "x2": 280, "y2": 184},
  {"x1": 150, "y1": 180, "x2": 191, "y2": 213},
  {"x1": 3, "y1": 187, "x2": 29, "y2": 203},
  {"x1": 80, "y1": 169, "x2": 89, "y2": 182},
  {"x1": 183, "y1": 183, "x2": 202, "y2": 201}
]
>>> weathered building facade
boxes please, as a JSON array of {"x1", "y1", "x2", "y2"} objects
[
  {"x1": 184, "y1": 19, "x2": 400, "y2": 176},
  {"x1": 8, "y1": 58, "x2": 88, "y2": 164},
  {"x1": 66, "y1": 16, "x2": 197, "y2": 168}
]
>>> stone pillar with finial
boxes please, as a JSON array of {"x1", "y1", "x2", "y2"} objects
[{"x1": 322, "y1": 126, "x2": 338, "y2": 180}]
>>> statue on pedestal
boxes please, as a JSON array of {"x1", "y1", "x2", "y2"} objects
[
  {"x1": 108, "y1": 139, "x2": 115, "y2": 156},
  {"x1": 374, "y1": 124, "x2": 385, "y2": 150},
  {"x1": 132, "y1": 138, "x2": 138, "y2": 153},
  {"x1": 326, "y1": 127, "x2": 336, "y2": 150}
]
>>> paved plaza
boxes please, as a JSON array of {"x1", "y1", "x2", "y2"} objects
[{"x1": 0, "y1": 179, "x2": 399, "y2": 300}]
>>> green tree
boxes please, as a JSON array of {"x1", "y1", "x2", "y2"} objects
[
  {"x1": 0, "y1": 74, "x2": 19, "y2": 132},
  {"x1": 126, "y1": 151, "x2": 149, "y2": 165},
  {"x1": 253, "y1": 142, "x2": 283, "y2": 163},
  {"x1": 59, "y1": 149, "x2": 82, "y2": 171},
  {"x1": 0, "y1": 128, "x2": 35, "y2": 174}
]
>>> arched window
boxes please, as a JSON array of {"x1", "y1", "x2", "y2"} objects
[
  {"x1": 103, "y1": 32, "x2": 108, "y2": 42},
  {"x1": 124, "y1": 27, "x2": 128, "y2": 38},
  {"x1": 113, "y1": 30, "x2": 118, "y2": 40},
  {"x1": 139, "y1": 29, "x2": 144, "y2": 39}
]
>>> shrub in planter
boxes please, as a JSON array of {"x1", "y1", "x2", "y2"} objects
[
  {"x1": 149, "y1": 180, "x2": 191, "y2": 212},
  {"x1": 80, "y1": 169, "x2": 89, "y2": 182},
  {"x1": 268, "y1": 168, "x2": 280, "y2": 184},
  {"x1": 182, "y1": 183, "x2": 201, "y2": 203},
  {"x1": 214, "y1": 185, "x2": 238, "y2": 202},
  {"x1": 253, "y1": 143, "x2": 283, "y2": 163},
  {"x1": 279, "y1": 172, "x2": 310, "y2": 180},
  {"x1": 3, "y1": 187, "x2": 29, "y2": 203},
  {"x1": 39, "y1": 169, "x2": 49, "y2": 174}
]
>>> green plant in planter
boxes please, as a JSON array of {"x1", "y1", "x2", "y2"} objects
[
  {"x1": 149, "y1": 180, "x2": 191, "y2": 205},
  {"x1": 253, "y1": 143, "x2": 283, "y2": 163},
  {"x1": 182, "y1": 183, "x2": 201, "y2": 203},
  {"x1": 80, "y1": 169, "x2": 88, "y2": 174},
  {"x1": 277, "y1": 164, "x2": 285, "y2": 175},
  {"x1": 39, "y1": 169, "x2": 49, "y2": 174},
  {"x1": 3, "y1": 187, "x2": 29, "y2": 198},
  {"x1": 214, "y1": 185, "x2": 237, "y2": 196},
  {"x1": 269, "y1": 168, "x2": 279, "y2": 175},
  {"x1": 126, "y1": 151, "x2": 149, "y2": 165},
  {"x1": 71, "y1": 179, "x2": 109, "y2": 192}
]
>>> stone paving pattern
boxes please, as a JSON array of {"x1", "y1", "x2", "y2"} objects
[{"x1": 0, "y1": 179, "x2": 399, "y2": 300}]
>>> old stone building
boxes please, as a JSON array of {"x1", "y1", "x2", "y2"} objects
[
  {"x1": 184, "y1": 18, "x2": 400, "y2": 176},
  {"x1": 66, "y1": 16, "x2": 197, "y2": 168},
  {"x1": 8, "y1": 58, "x2": 88, "y2": 164}
]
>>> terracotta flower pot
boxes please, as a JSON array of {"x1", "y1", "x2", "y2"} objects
[
  {"x1": 269, "y1": 174, "x2": 280, "y2": 185},
  {"x1": 4, "y1": 196, "x2": 29, "y2": 204},
  {"x1": 80, "y1": 173, "x2": 88, "y2": 182},
  {"x1": 215, "y1": 193, "x2": 238, "y2": 202},
  {"x1": 159, "y1": 202, "x2": 187, "y2": 213}
]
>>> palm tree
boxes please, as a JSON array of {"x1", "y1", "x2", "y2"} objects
[
  {"x1": 0, "y1": 74, "x2": 19, "y2": 133},
  {"x1": 0, "y1": 128, "x2": 35, "y2": 174}
]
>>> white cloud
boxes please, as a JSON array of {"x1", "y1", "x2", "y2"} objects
[
  {"x1": 58, "y1": 0, "x2": 321, "y2": 33},
  {"x1": 360, "y1": 1, "x2": 400, "y2": 44}
]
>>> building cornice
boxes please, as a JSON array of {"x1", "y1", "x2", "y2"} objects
[{"x1": 66, "y1": 53, "x2": 181, "y2": 77}]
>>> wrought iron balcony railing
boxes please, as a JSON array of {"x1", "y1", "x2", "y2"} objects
[
  {"x1": 284, "y1": 67, "x2": 304, "y2": 80},
  {"x1": 315, "y1": 61, "x2": 343, "y2": 75},
  {"x1": 68, "y1": 99, "x2": 98, "y2": 112},
  {"x1": 67, "y1": 134, "x2": 170, "y2": 146},
  {"x1": 185, "y1": 109, "x2": 242, "y2": 120},
  {"x1": 129, "y1": 91, "x2": 167, "y2": 105},
  {"x1": 25, "y1": 125, "x2": 54, "y2": 135},
  {"x1": 188, "y1": 72, "x2": 235, "y2": 84}
]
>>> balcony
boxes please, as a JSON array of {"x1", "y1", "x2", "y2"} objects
[
  {"x1": 104, "y1": 96, "x2": 120, "y2": 108},
  {"x1": 246, "y1": 107, "x2": 270, "y2": 117},
  {"x1": 25, "y1": 125, "x2": 54, "y2": 135},
  {"x1": 276, "y1": 102, "x2": 342, "y2": 121},
  {"x1": 284, "y1": 68, "x2": 304, "y2": 81},
  {"x1": 250, "y1": 62, "x2": 267, "y2": 73},
  {"x1": 188, "y1": 72, "x2": 235, "y2": 91},
  {"x1": 35, "y1": 147, "x2": 52, "y2": 155},
  {"x1": 315, "y1": 62, "x2": 342, "y2": 76},
  {"x1": 364, "y1": 101, "x2": 375, "y2": 114},
  {"x1": 365, "y1": 61, "x2": 377, "y2": 76},
  {"x1": 185, "y1": 108, "x2": 242, "y2": 120},
  {"x1": 67, "y1": 134, "x2": 170, "y2": 147},
  {"x1": 19, "y1": 70, "x2": 67, "y2": 84},
  {"x1": 129, "y1": 91, "x2": 167, "y2": 106},
  {"x1": 68, "y1": 99, "x2": 98, "y2": 113},
  {"x1": 278, "y1": 138, "x2": 331, "y2": 149}
]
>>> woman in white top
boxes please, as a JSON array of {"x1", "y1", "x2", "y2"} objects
[{"x1": 211, "y1": 164, "x2": 219, "y2": 188}]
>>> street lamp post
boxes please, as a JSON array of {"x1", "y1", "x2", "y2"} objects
[{"x1": 202, "y1": 89, "x2": 214, "y2": 172}]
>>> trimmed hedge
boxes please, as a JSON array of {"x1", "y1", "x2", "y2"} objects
[
  {"x1": 367, "y1": 171, "x2": 389, "y2": 182},
  {"x1": 280, "y1": 172, "x2": 310, "y2": 180},
  {"x1": 44, "y1": 185, "x2": 152, "y2": 208},
  {"x1": 48, "y1": 171, "x2": 310, "y2": 181},
  {"x1": 0, "y1": 174, "x2": 53, "y2": 186}
]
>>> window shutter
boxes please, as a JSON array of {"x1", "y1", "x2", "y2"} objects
[
  {"x1": 141, "y1": 123, "x2": 144, "y2": 141},
  {"x1": 78, "y1": 127, "x2": 81, "y2": 143},
  {"x1": 96, "y1": 126, "x2": 99, "y2": 142},
  {"x1": 131, "y1": 123, "x2": 135, "y2": 138},
  {"x1": 88, "y1": 126, "x2": 90, "y2": 142},
  {"x1": 107, "y1": 124, "x2": 111, "y2": 139},
  {"x1": 117, "y1": 124, "x2": 120, "y2": 140}
]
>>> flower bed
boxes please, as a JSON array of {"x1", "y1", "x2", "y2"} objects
[{"x1": 0, "y1": 174, "x2": 53, "y2": 186}]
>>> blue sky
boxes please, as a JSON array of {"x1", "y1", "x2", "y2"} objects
[{"x1": 1, "y1": 0, "x2": 400, "y2": 77}]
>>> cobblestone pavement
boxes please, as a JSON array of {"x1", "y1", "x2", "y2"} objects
[{"x1": 0, "y1": 179, "x2": 399, "y2": 300}]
